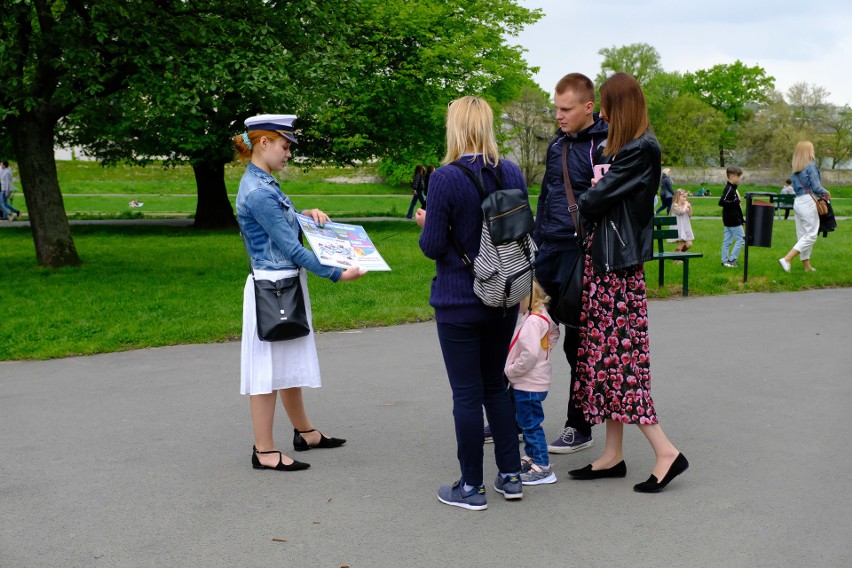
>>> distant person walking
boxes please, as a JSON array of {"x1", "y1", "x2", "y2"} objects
[
  {"x1": 0, "y1": 161, "x2": 21, "y2": 220},
  {"x1": 655, "y1": 167, "x2": 674, "y2": 215},
  {"x1": 406, "y1": 165, "x2": 427, "y2": 219},
  {"x1": 569, "y1": 73, "x2": 688, "y2": 494},
  {"x1": 424, "y1": 164, "x2": 435, "y2": 197},
  {"x1": 234, "y1": 114, "x2": 364, "y2": 473},
  {"x1": 779, "y1": 141, "x2": 831, "y2": 273}
]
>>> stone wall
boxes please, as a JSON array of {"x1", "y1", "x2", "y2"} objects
[{"x1": 668, "y1": 167, "x2": 852, "y2": 187}]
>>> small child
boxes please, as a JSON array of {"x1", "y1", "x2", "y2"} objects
[
  {"x1": 718, "y1": 165, "x2": 744, "y2": 268},
  {"x1": 671, "y1": 189, "x2": 694, "y2": 263},
  {"x1": 504, "y1": 280, "x2": 560, "y2": 485}
]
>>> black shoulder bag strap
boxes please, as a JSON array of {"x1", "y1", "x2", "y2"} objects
[
  {"x1": 561, "y1": 140, "x2": 586, "y2": 243},
  {"x1": 794, "y1": 172, "x2": 823, "y2": 210}
]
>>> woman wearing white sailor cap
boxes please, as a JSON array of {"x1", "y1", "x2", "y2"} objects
[{"x1": 234, "y1": 114, "x2": 365, "y2": 471}]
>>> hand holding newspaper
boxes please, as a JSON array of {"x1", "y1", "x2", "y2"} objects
[{"x1": 296, "y1": 214, "x2": 391, "y2": 271}]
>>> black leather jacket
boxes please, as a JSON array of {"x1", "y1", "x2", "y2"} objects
[{"x1": 578, "y1": 130, "x2": 661, "y2": 273}]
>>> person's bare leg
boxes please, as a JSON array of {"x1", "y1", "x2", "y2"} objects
[
  {"x1": 250, "y1": 392, "x2": 299, "y2": 467},
  {"x1": 590, "y1": 419, "x2": 624, "y2": 470},
  {"x1": 280, "y1": 387, "x2": 321, "y2": 445},
  {"x1": 802, "y1": 258, "x2": 814, "y2": 270},
  {"x1": 637, "y1": 423, "x2": 680, "y2": 480},
  {"x1": 783, "y1": 248, "x2": 801, "y2": 264}
]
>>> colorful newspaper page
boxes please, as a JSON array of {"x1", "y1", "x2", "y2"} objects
[{"x1": 296, "y1": 214, "x2": 391, "y2": 271}]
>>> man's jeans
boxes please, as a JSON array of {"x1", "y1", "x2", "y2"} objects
[
  {"x1": 722, "y1": 225, "x2": 745, "y2": 263},
  {"x1": 514, "y1": 389, "x2": 549, "y2": 466}
]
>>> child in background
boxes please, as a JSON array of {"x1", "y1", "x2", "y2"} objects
[
  {"x1": 504, "y1": 280, "x2": 560, "y2": 485},
  {"x1": 671, "y1": 189, "x2": 694, "y2": 263},
  {"x1": 718, "y1": 165, "x2": 744, "y2": 268}
]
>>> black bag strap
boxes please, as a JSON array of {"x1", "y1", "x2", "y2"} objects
[
  {"x1": 561, "y1": 140, "x2": 585, "y2": 242},
  {"x1": 446, "y1": 161, "x2": 493, "y2": 270}
]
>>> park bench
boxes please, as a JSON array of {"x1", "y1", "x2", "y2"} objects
[
  {"x1": 649, "y1": 216, "x2": 703, "y2": 296},
  {"x1": 775, "y1": 193, "x2": 795, "y2": 219}
]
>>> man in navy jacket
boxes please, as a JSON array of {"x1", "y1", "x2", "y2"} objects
[{"x1": 533, "y1": 73, "x2": 608, "y2": 455}]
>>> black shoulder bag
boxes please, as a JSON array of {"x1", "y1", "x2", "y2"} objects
[
  {"x1": 241, "y1": 233, "x2": 310, "y2": 342},
  {"x1": 551, "y1": 142, "x2": 588, "y2": 329}
]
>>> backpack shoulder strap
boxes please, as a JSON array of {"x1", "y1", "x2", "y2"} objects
[{"x1": 449, "y1": 162, "x2": 488, "y2": 201}]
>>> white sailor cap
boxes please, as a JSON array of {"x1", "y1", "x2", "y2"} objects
[{"x1": 244, "y1": 114, "x2": 298, "y2": 143}]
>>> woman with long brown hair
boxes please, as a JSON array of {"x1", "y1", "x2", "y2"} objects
[{"x1": 568, "y1": 74, "x2": 688, "y2": 493}]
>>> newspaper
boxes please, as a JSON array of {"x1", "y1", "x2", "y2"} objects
[{"x1": 296, "y1": 214, "x2": 391, "y2": 271}]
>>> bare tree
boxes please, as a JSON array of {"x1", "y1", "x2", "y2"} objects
[{"x1": 501, "y1": 86, "x2": 553, "y2": 185}]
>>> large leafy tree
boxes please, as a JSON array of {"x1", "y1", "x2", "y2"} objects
[
  {"x1": 595, "y1": 43, "x2": 663, "y2": 87},
  {"x1": 64, "y1": 0, "x2": 542, "y2": 224},
  {"x1": 0, "y1": 0, "x2": 200, "y2": 267},
  {"x1": 682, "y1": 60, "x2": 775, "y2": 166}
]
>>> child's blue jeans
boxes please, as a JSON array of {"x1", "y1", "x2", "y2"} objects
[
  {"x1": 514, "y1": 389, "x2": 549, "y2": 467},
  {"x1": 722, "y1": 225, "x2": 745, "y2": 263}
]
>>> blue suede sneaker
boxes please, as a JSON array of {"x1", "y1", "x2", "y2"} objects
[
  {"x1": 548, "y1": 427, "x2": 593, "y2": 454},
  {"x1": 437, "y1": 479, "x2": 487, "y2": 511},
  {"x1": 493, "y1": 473, "x2": 523, "y2": 500}
]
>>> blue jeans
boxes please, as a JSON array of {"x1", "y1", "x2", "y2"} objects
[
  {"x1": 722, "y1": 225, "x2": 745, "y2": 263},
  {"x1": 437, "y1": 317, "x2": 521, "y2": 486},
  {"x1": 406, "y1": 191, "x2": 426, "y2": 218},
  {"x1": 514, "y1": 389, "x2": 549, "y2": 466},
  {"x1": 0, "y1": 193, "x2": 16, "y2": 219}
]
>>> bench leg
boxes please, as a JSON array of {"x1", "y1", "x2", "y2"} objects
[
  {"x1": 682, "y1": 259, "x2": 689, "y2": 296},
  {"x1": 659, "y1": 257, "x2": 664, "y2": 287}
]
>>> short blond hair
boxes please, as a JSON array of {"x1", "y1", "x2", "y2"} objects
[
  {"x1": 792, "y1": 140, "x2": 815, "y2": 172},
  {"x1": 527, "y1": 279, "x2": 551, "y2": 311},
  {"x1": 442, "y1": 96, "x2": 500, "y2": 166}
]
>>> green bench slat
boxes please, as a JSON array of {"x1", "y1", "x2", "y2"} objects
[{"x1": 649, "y1": 216, "x2": 702, "y2": 296}]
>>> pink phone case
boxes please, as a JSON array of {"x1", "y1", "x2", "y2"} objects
[{"x1": 592, "y1": 164, "x2": 610, "y2": 182}]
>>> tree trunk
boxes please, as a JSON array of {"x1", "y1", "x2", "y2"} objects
[
  {"x1": 719, "y1": 146, "x2": 726, "y2": 168},
  {"x1": 11, "y1": 113, "x2": 81, "y2": 267},
  {"x1": 192, "y1": 160, "x2": 237, "y2": 229}
]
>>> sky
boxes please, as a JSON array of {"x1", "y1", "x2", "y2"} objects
[{"x1": 513, "y1": 0, "x2": 852, "y2": 106}]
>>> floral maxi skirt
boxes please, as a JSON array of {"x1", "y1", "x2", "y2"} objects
[{"x1": 572, "y1": 253, "x2": 658, "y2": 425}]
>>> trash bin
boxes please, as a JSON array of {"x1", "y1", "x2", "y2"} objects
[{"x1": 747, "y1": 199, "x2": 774, "y2": 247}]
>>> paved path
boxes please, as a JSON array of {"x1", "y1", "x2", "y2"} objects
[{"x1": 1, "y1": 289, "x2": 851, "y2": 567}]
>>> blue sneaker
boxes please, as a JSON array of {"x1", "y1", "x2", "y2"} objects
[
  {"x1": 548, "y1": 427, "x2": 593, "y2": 454},
  {"x1": 493, "y1": 473, "x2": 523, "y2": 500},
  {"x1": 437, "y1": 479, "x2": 487, "y2": 511}
]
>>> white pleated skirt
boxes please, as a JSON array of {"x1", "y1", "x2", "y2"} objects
[{"x1": 240, "y1": 268, "x2": 322, "y2": 395}]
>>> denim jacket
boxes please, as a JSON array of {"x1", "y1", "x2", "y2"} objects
[
  {"x1": 791, "y1": 162, "x2": 830, "y2": 198},
  {"x1": 236, "y1": 163, "x2": 342, "y2": 282}
]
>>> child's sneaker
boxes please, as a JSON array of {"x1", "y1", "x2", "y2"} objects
[
  {"x1": 437, "y1": 479, "x2": 487, "y2": 511},
  {"x1": 521, "y1": 463, "x2": 557, "y2": 485},
  {"x1": 520, "y1": 455, "x2": 534, "y2": 473},
  {"x1": 493, "y1": 473, "x2": 523, "y2": 500}
]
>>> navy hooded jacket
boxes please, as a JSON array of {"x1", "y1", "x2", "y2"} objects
[{"x1": 533, "y1": 115, "x2": 608, "y2": 252}]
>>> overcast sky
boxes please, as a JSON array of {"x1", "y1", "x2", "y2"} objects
[{"x1": 514, "y1": 0, "x2": 852, "y2": 106}]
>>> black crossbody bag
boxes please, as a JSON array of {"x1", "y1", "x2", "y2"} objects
[{"x1": 241, "y1": 233, "x2": 310, "y2": 342}]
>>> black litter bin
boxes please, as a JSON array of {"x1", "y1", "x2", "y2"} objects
[{"x1": 747, "y1": 199, "x2": 774, "y2": 247}]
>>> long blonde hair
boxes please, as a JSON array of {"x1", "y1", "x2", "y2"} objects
[
  {"x1": 791, "y1": 140, "x2": 815, "y2": 172},
  {"x1": 442, "y1": 96, "x2": 500, "y2": 166}
]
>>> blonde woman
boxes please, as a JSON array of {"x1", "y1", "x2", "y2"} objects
[
  {"x1": 779, "y1": 141, "x2": 831, "y2": 272},
  {"x1": 234, "y1": 114, "x2": 363, "y2": 472},
  {"x1": 416, "y1": 96, "x2": 527, "y2": 510}
]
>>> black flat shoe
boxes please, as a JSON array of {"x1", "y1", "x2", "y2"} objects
[
  {"x1": 252, "y1": 445, "x2": 310, "y2": 471},
  {"x1": 633, "y1": 453, "x2": 689, "y2": 493},
  {"x1": 293, "y1": 428, "x2": 346, "y2": 452},
  {"x1": 568, "y1": 460, "x2": 627, "y2": 480}
]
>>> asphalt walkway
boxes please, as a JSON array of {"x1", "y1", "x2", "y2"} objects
[{"x1": 1, "y1": 289, "x2": 851, "y2": 567}]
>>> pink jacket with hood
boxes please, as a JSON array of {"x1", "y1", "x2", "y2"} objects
[{"x1": 504, "y1": 310, "x2": 560, "y2": 392}]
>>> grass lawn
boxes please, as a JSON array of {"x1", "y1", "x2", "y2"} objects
[{"x1": 1, "y1": 217, "x2": 848, "y2": 360}]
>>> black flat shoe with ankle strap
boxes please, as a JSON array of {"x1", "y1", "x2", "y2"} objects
[
  {"x1": 252, "y1": 445, "x2": 310, "y2": 471},
  {"x1": 293, "y1": 428, "x2": 346, "y2": 452}
]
